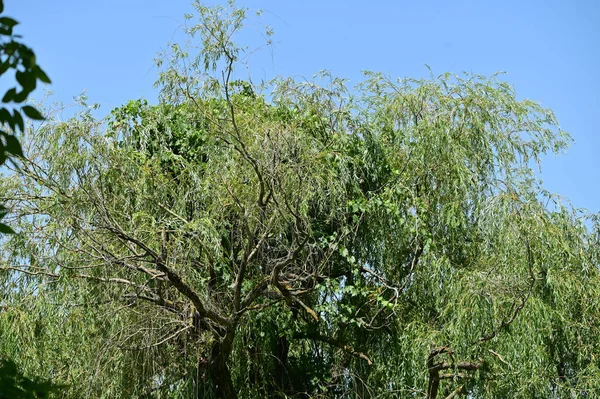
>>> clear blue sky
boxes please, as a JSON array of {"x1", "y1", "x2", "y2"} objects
[{"x1": 9, "y1": 0, "x2": 600, "y2": 212}]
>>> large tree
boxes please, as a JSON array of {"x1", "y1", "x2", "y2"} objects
[{"x1": 1, "y1": 2, "x2": 599, "y2": 398}]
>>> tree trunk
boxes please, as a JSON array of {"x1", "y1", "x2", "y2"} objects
[
  {"x1": 210, "y1": 357, "x2": 237, "y2": 399},
  {"x1": 269, "y1": 334, "x2": 290, "y2": 398},
  {"x1": 209, "y1": 338, "x2": 237, "y2": 399}
]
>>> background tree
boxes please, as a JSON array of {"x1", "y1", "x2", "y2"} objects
[{"x1": 0, "y1": 1, "x2": 599, "y2": 399}]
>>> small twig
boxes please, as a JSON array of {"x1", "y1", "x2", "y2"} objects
[
  {"x1": 138, "y1": 325, "x2": 193, "y2": 349},
  {"x1": 444, "y1": 385, "x2": 464, "y2": 399},
  {"x1": 488, "y1": 349, "x2": 512, "y2": 369}
]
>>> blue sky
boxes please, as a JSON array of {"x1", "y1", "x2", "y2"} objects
[{"x1": 9, "y1": 0, "x2": 600, "y2": 212}]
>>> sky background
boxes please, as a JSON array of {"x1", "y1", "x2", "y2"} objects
[{"x1": 9, "y1": 0, "x2": 600, "y2": 212}]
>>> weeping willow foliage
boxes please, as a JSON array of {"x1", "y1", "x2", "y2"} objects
[{"x1": 1, "y1": 2, "x2": 599, "y2": 398}]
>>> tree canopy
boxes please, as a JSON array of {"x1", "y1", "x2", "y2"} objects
[{"x1": 1, "y1": 2, "x2": 599, "y2": 398}]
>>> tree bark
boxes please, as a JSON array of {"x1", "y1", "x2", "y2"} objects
[
  {"x1": 209, "y1": 336, "x2": 237, "y2": 399},
  {"x1": 210, "y1": 357, "x2": 237, "y2": 399},
  {"x1": 269, "y1": 334, "x2": 290, "y2": 397}
]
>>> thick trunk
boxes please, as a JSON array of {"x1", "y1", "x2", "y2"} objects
[
  {"x1": 209, "y1": 335, "x2": 237, "y2": 399},
  {"x1": 210, "y1": 357, "x2": 237, "y2": 399},
  {"x1": 269, "y1": 334, "x2": 290, "y2": 398}
]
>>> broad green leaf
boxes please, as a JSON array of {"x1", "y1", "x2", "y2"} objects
[
  {"x1": 4, "y1": 133, "x2": 23, "y2": 156},
  {"x1": 11, "y1": 109, "x2": 23, "y2": 131},
  {"x1": 34, "y1": 65, "x2": 51, "y2": 84},
  {"x1": 1, "y1": 87, "x2": 15, "y2": 102},
  {"x1": 22, "y1": 105, "x2": 44, "y2": 120},
  {"x1": 0, "y1": 222, "x2": 15, "y2": 234},
  {"x1": 0, "y1": 108, "x2": 10, "y2": 123},
  {"x1": 0, "y1": 17, "x2": 18, "y2": 28}
]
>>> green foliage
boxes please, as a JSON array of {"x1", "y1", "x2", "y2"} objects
[
  {"x1": 0, "y1": 357, "x2": 64, "y2": 398},
  {"x1": 0, "y1": 3, "x2": 57, "y2": 397},
  {"x1": 0, "y1": 0, "x2": 50, "y2": 233},
  {"x1": 0, "y1": 1, "x2": 598, "y2": 399}
]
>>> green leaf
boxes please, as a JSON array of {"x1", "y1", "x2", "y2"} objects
[
  {"x1": 0, "y1": 61, "x2": 9, "y2": 76},
  {"x1": 12, "y1": 89, "x2": 28, "y2": 103},
  {"x1": 16, "y1": 70, "x2": 36, "y2": 93},
  {"x1": 4, "y1": 113, "x2": 14, "y2": 131},
  {"x1": 3, "y1": 40, "x2": 18, "y2": 53},
  {"x1": 0, "y1": 108, "x2": 10, "y2": 124},
  {"x1": 22, "y1": 105, "x2": 44, "y2": 120},
  {"x1": 12, "y1": 109, "x2": 23, "y2": 131},
  {"x1": 2, "y1": 87, "x2": 15, "y2": 103},
  {"x1": 0, "y1": 17, "x2": 18, "y2": 28},
  {"x1": 4, "y1": 133, "x2": 23, "y2": 156},
  {"x1": 34, "y1": 65, "x2": 51, "y2": 84},
  {"x1": 340, "y1": 247, "x2": 349, "y2": 258},
  {"x1": 0, "y1": 222, "x2": 15, "y2": 234}
]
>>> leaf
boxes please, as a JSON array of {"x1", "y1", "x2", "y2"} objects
[
  {"x1": 12, "y1": 109, "x2": 23, "y2": 131},
  {"x1": 16, "y1": 70, "x2": 36, "y2": 93},
  {"x1": 2, "y1": 87, "x2": 15, "y2": 103},
  {"x1": 4, "y1": 113, "x2": 14, "y2": 131},
  {"x1": 0, "y1": 222, "x2": 15, "y2": 234},
  {"x1": 340, "y1": 247, "x2": 349, "y2": 258},
  {"x1": 4, "y1": 133, "x2": 23, "y2": 156},
  {"x1": 34, "y1": 65, "x2": 51, "y2": 84},
  {"x1": 0, "y1": 108, "x2": 10, "y2": 124},
  {"x1": 0, "y1": 17, "x2": 18, "y2": 28},
  {"x1": 0, "y1": 203, "x2": 14, "y2": 234},
  {"x1": 0, "y1": 61, "x2": 9, "y2": 76},
  {"x1": 22, "y1": 105, "x2": 44, "y2": 120},
  {"x1": 12, "y1": 89, "x2": 28, "y2": 103}
]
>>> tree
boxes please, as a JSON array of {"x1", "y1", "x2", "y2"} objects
[
  {"x1": 0, "y1": 2, "x2": 60, "y2": 398},
  {"x1": 0, "y1": 0, "x2": 50, "y2": 234},
  {"x1": 1, "y1": 2, "x2": 599, "y2": 398}
]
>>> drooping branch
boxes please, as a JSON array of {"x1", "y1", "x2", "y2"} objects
[
  {"x1": 400, "y1": 239, "x2": 424, "y2": 293},
  {"x1": 476, "y1": 239, "x2": 534, "y2": 344}
]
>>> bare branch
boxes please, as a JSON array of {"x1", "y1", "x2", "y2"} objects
[{"x1": 0, "y1": 266, "x2": 59, "y2": 279}]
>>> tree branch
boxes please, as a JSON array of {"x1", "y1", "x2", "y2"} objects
[
  {"x1": 293, "y1": 331, "x2": 373, "y2": 366},
  {"x1": 103, "y1": 224, "x2": 231, "y2": 328}
]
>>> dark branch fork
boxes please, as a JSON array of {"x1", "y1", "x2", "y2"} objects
[
  {"x1": 426, "y1": 346, "x2": 482, "y2": 399},
  {"x1": 427, "y1": 238, "x2": 536, "y2": 398}
]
